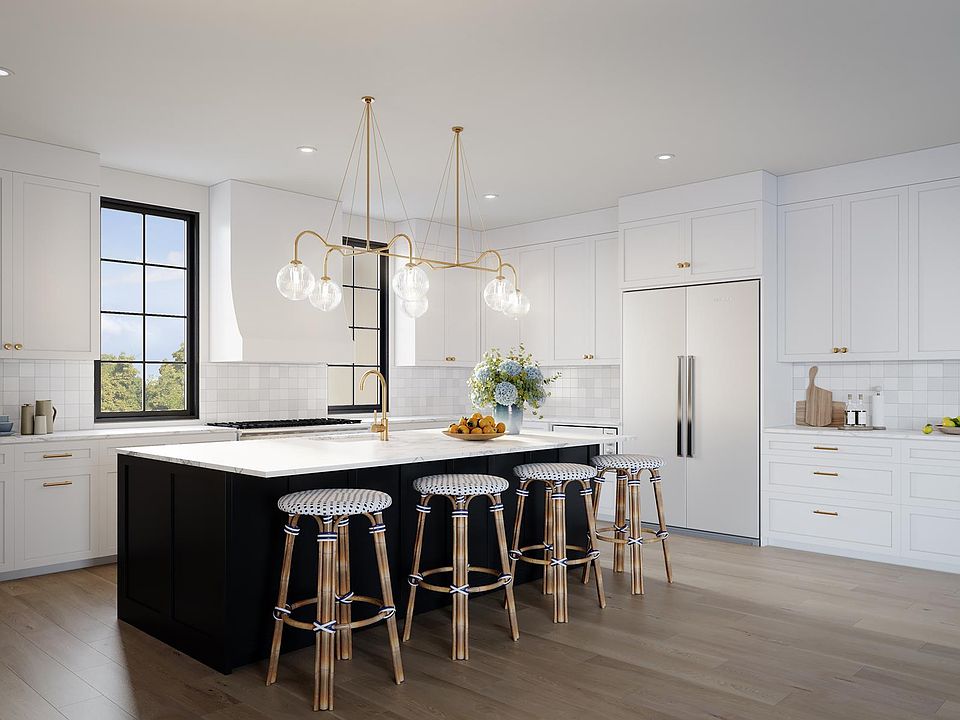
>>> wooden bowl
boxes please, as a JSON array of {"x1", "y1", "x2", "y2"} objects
[
  {"x1": 936, "y1": 425, "x2": 960, "y2": 435},
  {"x1": 442, "y1": 430, "x2": 504, "y2": 441}
]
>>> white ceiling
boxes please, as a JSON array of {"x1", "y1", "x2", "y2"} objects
[{"x1": 2, "y1": 1, "x2": 959, "y2": 228}]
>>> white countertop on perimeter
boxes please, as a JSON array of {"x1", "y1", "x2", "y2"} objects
[
  {"x1": 119, "y1": 428, "x2": 630, "y2": 478},
  {"x1": 764, "y1": 425, "x2": 959, "y2": 441},
  {"x1": 0, "y1": 423, "x2": 238, "y2": 445}
]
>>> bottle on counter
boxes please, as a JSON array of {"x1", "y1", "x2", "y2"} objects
[
  {"x1": 844, "y1": 394, "x2": 857, "y2": 426},
  {"x1": 856, "y1": 393, "x2": 868, "y2": 427},
  {"x1": 870, "y1": 387, "x2": 886, "y2": 430}
]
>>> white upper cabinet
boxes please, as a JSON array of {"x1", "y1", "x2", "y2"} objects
[
  {"x1": 552, "y1": 239, "x2": 595, "y2": 363},
  {"x1": 910, "y1": 179, "x2": 960, "y2": 359},
  {"x1": 779, "y1": 199, "x2": 842, "y2": 361},
  {"x1": 7, "y1": 174, "x2": 99, "y2": 359},
  {"x1": 394, "y1": 246, "x2": 480, "y2": 367},
  {"x1": 481, "y1": 248, "x2": 520, "y2": 355},
  {"x1": 620, "y1": 202, "x2": 764, "y2": 288},
  {"x1": 593, "y1": 234, "x2": 620, "y2": 363},
  {"x1": 517, "y1": 244, "x2": 554, "y2": 364},
  {"x1": 778, "y1": 191, "x2": 907, "y2": 362}
]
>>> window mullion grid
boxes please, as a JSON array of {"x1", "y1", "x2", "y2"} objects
[{"x1": 141, "y1": 211, "x2": 147, "y2": 412}]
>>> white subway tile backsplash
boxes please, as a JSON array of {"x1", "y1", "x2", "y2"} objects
[{"x1": 792, "y1": 361, "x2": 960, "y2": 430}]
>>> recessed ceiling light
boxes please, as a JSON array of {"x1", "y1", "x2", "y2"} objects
[
  {"x1": 483, "y1": 193, "x2": 498, "y2": 200},
  {"x1": 656, "y1": 153, "x2": 675, "y2": 161},
  {"x1": 0, "y1": 67, "x2": 13, "y2": 77},
  {"x1": 297, "y1": 145, "x2": 317, "y2": 153}
]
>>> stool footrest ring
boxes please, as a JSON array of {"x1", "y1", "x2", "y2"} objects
[
  {"x1": 414, "y1": 565, "x2": 511, "y2": 595},
  {"x1": 593, "y1": 526, "x2": 670, "y2": 545},
  {"x1": 511, "y1": 542, "x2": 599, "y2": 567},
  {"x1": 274, "y1": 594, "x2": 394, "y2": 631}
]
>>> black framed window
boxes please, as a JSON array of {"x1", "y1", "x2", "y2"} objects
[
  {"x1": 95, "y1": 198, "x2": 199, "y2": 420},
  {"x1": 327, "y1": 237, "x2": 389, "y2": 413}
]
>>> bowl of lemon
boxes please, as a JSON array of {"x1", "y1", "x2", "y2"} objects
[{"x1": 443, "y1": 413, "x2": 507, "y2": 440}]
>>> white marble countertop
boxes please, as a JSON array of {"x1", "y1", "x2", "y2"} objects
[
  {"x1": 0, "y1": 423, "x2": 237, "y2": 445},
  {"x1": 119, "y1": 428, "x2": 630, "y2": 478},
  {"x1": 764, "y1": 425, "x2": 958, "y2": 441}
]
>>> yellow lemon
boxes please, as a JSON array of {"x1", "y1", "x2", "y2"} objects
[
  {"x1": 922, "y1": 424, "x2": 934, "y2": 434},
  {"x1": 944, "y1": 417, "x2": 957, "y2": 428}
]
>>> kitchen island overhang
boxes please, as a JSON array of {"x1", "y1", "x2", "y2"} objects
[{"x1": 116, "y1": 430, "x2": 626, "y2": 673}]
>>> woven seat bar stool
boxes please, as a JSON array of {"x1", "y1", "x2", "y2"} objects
[
  {"x1": 403, "y1": 473, "x2": 519, "y2": 661},
  {"x1": 509, "y1": 462, "x2": 606, "y2": 623},
  {"x1": 266, "y1": 488, "x2": 403, "y2": 711},
  {"x1": 585, "y1": 454, "x2": 673, "y2": 595}
]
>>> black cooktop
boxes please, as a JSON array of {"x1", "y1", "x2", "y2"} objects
[{"x1": 207, "y1": 418, "x2": 362, "y2": 430}]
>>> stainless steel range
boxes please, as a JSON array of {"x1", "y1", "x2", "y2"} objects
[{"x1": 207, "y1": 418, "x2": 363, "y2": 439}]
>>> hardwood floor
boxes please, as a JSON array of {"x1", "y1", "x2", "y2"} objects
[{"x1": 1, "y1": 536, "x2": 959, "y2": 719}]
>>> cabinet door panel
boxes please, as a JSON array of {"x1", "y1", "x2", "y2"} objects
[
  {"x1": 0, "y1": 172, "x2": 11, "y2": 356},
  {"x1": 910, "y1": 180, "x2": 960, "y2": 358},
  {"x1": 843, "y1": 189, "x2": 907, "y2": 359},
  {"x1": 12, "y1": 175, "x2": 98, "y2": 359},
  {"x1": 101, "y1": 469, "x2": 118, "y2": 555},
  {"x1": 518, "y1": 245, "x2": 554, "y2": 363},
  {"x1": 18, "y1": 469, "x2": 95, "y2": 565},
  {"x1": 413, "y1": 259, "x2": 445, "y2": 364},
  {"x1": 688, "y1": 204, "x2": 761, "y2": 281},
  {"x1": 553, "y1": 240, "x2": 594, "y2": 363},
  {"x1": 0, "y1": 475, "x2": 11, "y2": 570},
  {"x1": 778, "y1": 200, "x2": 841, "y2": 360},
  {"x1": 593, "y1": 235, "x2": 620, "y2": 363},
  {"x1": 442, "y1": 261, "x2": 479, "y2": 365},
  {"x1": 482, "y1": 249, "x2": 520, "y2": 354},
  {"x1": 620, "y1": 218, "x2": 684, "y2": 287}
]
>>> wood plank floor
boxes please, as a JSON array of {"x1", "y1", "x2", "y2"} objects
[{"x1": 1, "y1": 536, "x2": 959, "y2": 719}]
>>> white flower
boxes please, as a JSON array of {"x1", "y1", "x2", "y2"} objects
[{"x1": 494, "y1": 381, "x2": 519, "y2": 406}]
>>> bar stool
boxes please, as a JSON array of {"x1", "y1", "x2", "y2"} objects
[
  {"x1": 510, "y1": 462, "x2": 605, "y2": 623},
  {"x1": 586, "y1": 454, "x2": 673, "y2": 595},
  {"x1": 403, "y1": 474, "x2": 519, "y2": 661},
  {"x1": 266, "y1": 488, "x2": 403, "y2": 711}
]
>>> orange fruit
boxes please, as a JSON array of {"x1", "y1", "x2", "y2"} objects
[
  {"x1": 496, "y1": 422, "x2": 506, "y2": 433},
  {"x1": 470, "y1": 427, "x2": 483, "y2": 434}
]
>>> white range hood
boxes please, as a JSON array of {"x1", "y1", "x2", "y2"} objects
[{"x1": 209, "y1": 179, "x2": 352, "y2": 363}]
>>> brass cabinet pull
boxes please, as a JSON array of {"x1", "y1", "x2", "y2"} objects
[
  {"x1": 42, "y1": 480, "x2": 73, "y2": 488},
  {"x1": 813, "y1": 509, "x2": 839, "y2": 516},
  {"x1": 832, "y1": 347, "x2": 840, "y2": 353},
  {"x1": 676, "y1": 261, "x2": 691, "y2": 269},
  {"x1": 683, "y1": 261, "x2": 691, "y2": 268},
  {"x1": 813, "y1": 471, "x2": 839, "y2": 477},
  {"x1": 14, "y1": 343, "x2": 22, "y2": 350},
  {"x1": 2, "y1": 343, "x2": 10, "y2": 350},
  {"x1": 42, "y1": 452, "x2": 74, "y2": 459},
  {"x1": 444, "y1": 356, "x2": 457, "y2": 362},
  {"x1": 813, "y1": 446, "x2": 838, "y2": 451},
  {"x1": 840, "y1": 347, "x2": 848, "y2": 353}
]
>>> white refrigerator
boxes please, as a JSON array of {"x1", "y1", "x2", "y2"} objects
[{"x1": 621, "y1": 280, "x2": 760, "y2": 539}]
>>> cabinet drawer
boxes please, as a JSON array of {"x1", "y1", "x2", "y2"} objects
[
  {"x1": 16, "y1": 441, "x2": 97, "y2": 470},
  {"x1": 767, "y1": 460, "x2": 896, "y2": 500},
  {"x1": 902, "y1": 440, "x2": 960, "y2": 467},
  {"x1": 100, "y1": 432, "x2": 231, "y2": 466},
  {"x1": 764, "y1": 434, "x2": 898, "y2": 462},
  {"x1": 0, "y1": 447, "x2": 13, "y2": 472},
  {"x1": 17, "y1": 469, "x2": 94, "y2": 565},
  {"x1": 766, "y1": 495, "x2": 897, "y2": 553},
  {"x1": 902, "y1": 465, "x2": 960, "y2": 510},
  {"x1": 902, "y1": 506, "x2": 960, "y2": 566}
]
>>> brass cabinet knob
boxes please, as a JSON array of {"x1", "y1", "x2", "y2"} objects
[
  {"x1": 2, "y1": 343, "x2": 11, "y2": 351},
  {"x1": 840, "y1": 347, "x2": 848, "y2": 353},
  {"x1": 13, "y1": 343, "x2": 22, "y2": 351},
  {"x1": 683, "y1": 261, "x2": 691, "y2": 268},
  {"x1": 676, "y1": 262, "x2": 685, "y2": 269},
  {"x1": 583, "y1": 354, "x2": 589, "y2": 359},
  {"x1": 832, "y1": 347, "x2": 840, "y2": 353},
  {"x1": 444, "y1": 356, "x2": 456, "y2": 362}
]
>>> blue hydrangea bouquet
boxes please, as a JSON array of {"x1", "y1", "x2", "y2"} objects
[{"x1": 467, "y1": 346, "x2": 559, "y2": 433}]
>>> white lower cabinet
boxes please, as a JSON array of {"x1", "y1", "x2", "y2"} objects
[
  {"x1": 100, "y1": 469, "x2": 118, "y2": 556},
  {"x1": 763, "y1": 431, "x2": 960, "y2": 573},
  {"x1": 0, "y1": 473, "x2": 12, "y2": 571},
  {"x1": 16, "y1": 468, "x2": 96, "y2": 569}
]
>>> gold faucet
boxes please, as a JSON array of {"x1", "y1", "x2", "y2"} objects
[{"x1": 359, "y1": 370, "x2": 389, "y2": 441}]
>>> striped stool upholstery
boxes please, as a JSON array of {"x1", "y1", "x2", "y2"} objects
[
  {"x1": 404, "y1": 473, "x2": 519, "y2": 661},
  {"x1": 266, "y1": 488, "x2": 403, "y2": 711},
  {"x1": 587, "y1": 453, "x2": 673, "y2": 596},
  {"x1": 510, "y1": 462, "x2": 605, "y2": 623}
]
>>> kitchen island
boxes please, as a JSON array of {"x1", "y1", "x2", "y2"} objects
[{"x1": 116, "y1": 429, "x2": 620, "y2": 673}]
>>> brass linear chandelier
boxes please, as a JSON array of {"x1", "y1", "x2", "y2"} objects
[{"x1": 275, "y1": 96, "x2": 530, "y2": 318}]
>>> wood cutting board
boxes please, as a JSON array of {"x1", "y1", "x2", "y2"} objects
[
  {"x1": 804, "y1": 366, "x2": 833, "y2": 427},
  {"x1": 796, "y1": 401, "x2": 845, "y2": 427}
]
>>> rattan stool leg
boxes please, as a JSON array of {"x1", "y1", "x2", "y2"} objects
[
  {"x1": 583, "y1": 473, "x2": 604, "y2": 585},
  {"x1": 552, "y1": 482, "x2": 568, "y2": 623},
  {"x1": 315, "y1": 517, "x2": 337, "y2": 711},
  {"x1": 402, "y1": 494, "x2": 430, "y2": 642},
  {"x1": 266, "y1": 514, "x2": 299, "y2": 686},
  {"x1": 509, "y1": 482, "x2": 529, "y2": 580},
  {"x1": 613, "y1": 472, "x2": 628, "y2": 573},
  {"x1": 370, "y1": 511, "x2": 404, "y2": 684},
  {"x1": 651, "y1": 470, "x2": 673, "y2": 583},
  {"x1": 490, "y1": 492, "x2": 520, "y2": 640},
  {"x1": 335, "y1": 517, "x2": 352, "y2": 660},
  {"x1": 543, "y1": 483, "x2": 555, "y2": 596},
  {"x1": 451, "y1": 497, "x2": 469, "y2": 660},
  {"x1": 627, "y1": 476, "x2": 644, "y2": 595},
  {"x1": 581, "y1": 481, "x2": 606, "y2": 608}
]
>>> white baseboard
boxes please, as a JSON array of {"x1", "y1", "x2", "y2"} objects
[{"x1": 0, "y1": 556, "x2": 117, "y2": 582}]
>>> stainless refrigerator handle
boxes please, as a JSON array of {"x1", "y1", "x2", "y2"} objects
[
  {"x1": 677, "y1": 355, "x2": 684, "y2": 458},
  {"x1": 686, "y1": 355, "x2": 694, "y2": 458}
]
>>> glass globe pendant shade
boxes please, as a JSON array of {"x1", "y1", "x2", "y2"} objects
[
  {"x1": 276, "y1": 261, "x2": 316, "y2": 300},
  {"x1": 503, "y1": 289, "x2": 531, "y2": 318},
  {"x1": 391, "y1": 262, "x2": 429, "y2": 301},
  {"x1": 308, "y1": 276, "x2": 343, "y2": 312},
  {"x1": 483, "y1": 275, "x2": 514, "y2": 312},
  {"x1": 401, "y1": 296, "x2": 428, "y2": 319}
]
